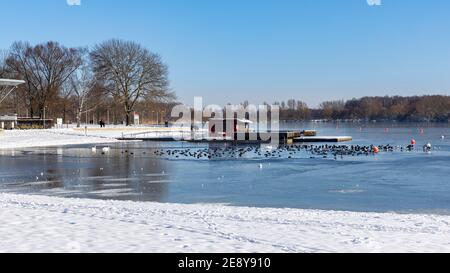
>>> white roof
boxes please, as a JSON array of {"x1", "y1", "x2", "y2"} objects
[
  {"x1": 0, "y1": 79, "x2": 26, "y2": 86},
  {"x1": 237, "y1": 119, "x2": 253, "y2": 124},
  {"x1": 209, "y1": 118, "x2": 254, "y2": 124}
]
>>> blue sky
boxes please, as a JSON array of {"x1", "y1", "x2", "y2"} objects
[{"x1": 1, "y1": 0, "x2": 450, "y2": 107}]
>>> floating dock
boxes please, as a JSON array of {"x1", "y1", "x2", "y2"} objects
[
  {"x1": 294, "y1": 136, "x2": 353, "y2": 143},
  {"x1": 70, "y1": 121, "x2": 354, "y2": 145},
  {"x1": 117, "y1": 130, "x2": 352, "y2": 144},
  {"x1": 117, "y1": 137, "x2": 178, "y2": 142},
  {"x1": 189, "y1": 131, "x2": 301, "y2": 144},
  {"x1": 119, "y1": 131, "x2": 303, "y2": 144}
]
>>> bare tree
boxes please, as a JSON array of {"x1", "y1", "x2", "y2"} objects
[
  {"x1": 4, "y1": 43, "x2": 36, "y2": 116},
  {"x1": 67, "y1": 57, "x2": 94, "y2": 127},
  {"x1": 90, "y1": 39, "x2": 170, "y2": 125},
  {"x1": 6, "y1": 41, "x2": 83, "y2": 118},
  {"x1": 0, "y1": 51, "x2": 11, "y2": 112},
  {"x1": 320, "y1": 100, "x2": 345, "y2": 120},
  {"x1": 287, "y1": 99, "x2": 297, "y2": 110},
  {"x1": 0, "y1": 50, "x2": 8, "y2": 78},
  {"x1": 296, "y1": 101, "x2": 310, "y2": 120}
]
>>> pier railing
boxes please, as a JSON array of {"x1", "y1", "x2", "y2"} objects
[{"x1": 120, "y1": 129, "x2": 209, "y2": 141}]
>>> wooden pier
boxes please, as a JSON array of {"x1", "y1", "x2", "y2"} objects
[
  {"x1": 117, "y1": 130, "x2": 352, "y2": 144},
  {"x1": 187, "y1": 131, "x2": 302, "y2": 145},
  {"x1": 119, "y1": 131, "x2": 303, "y2": 144},
  {"x1": 294, "y1": 136, "x2": 353, "y2": 143}
]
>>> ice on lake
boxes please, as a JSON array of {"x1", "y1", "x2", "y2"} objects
[{"x1": 1, "y1": 122, "x2": 450, "y2": 214}]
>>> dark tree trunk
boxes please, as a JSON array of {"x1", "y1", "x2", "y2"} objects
[
  {"x1": 125, "y1": 111, "x2": 132, "y2": 126},
  {"x1": 124, "y1": 102, "x2": 132, "y2": 126},
  {"x1": 63, "y1": 103, "x2": 66, "y2": 124},
  {"x1": 29, "y1": 105, "x2": 34, "y2": 118}
]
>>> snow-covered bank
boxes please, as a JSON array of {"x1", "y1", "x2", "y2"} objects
[
  {"x1": 1, "y1": 193, "x2": 450, "y2": 253},
  {"x1": 0, "y1": 126, "x2": 192, "y2": 149},
  {"x1": 0, "y1": 129, "x2": 123, "y2": 150}
]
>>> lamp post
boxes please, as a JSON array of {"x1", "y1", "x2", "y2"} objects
[{"x1": 43, "y1": 106, "x2": 46, "y2": 129}]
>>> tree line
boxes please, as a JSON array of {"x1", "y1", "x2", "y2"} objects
[
  {"x1": 318, "y1": 96, "x2": 450, "y2": 122},
  {"x1": 272, "y1": 96, "x2": 450, "y2": 122},
  {"x1": 2, "y1": 40, "x2": 449, "y2": 125},
  {"x1": 0, "y1": 39, "x2": 175, "y2": 126}
]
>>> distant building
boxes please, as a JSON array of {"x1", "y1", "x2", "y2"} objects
[
  {"x1": 208, "y1": 118, "x2": 253, "y2": 139},
  {"x1": 0, "y1": 79, "x2": 55, "y2": 129},
  {"x1": 1, "y1": 79, "x2": 25, "y2": 130},
  {"x1": 0, "y1": 114, "x2": 18, "y2": 130},
  {"x1": 0, "y1": 115, "x2": 54, "y2": 130}
]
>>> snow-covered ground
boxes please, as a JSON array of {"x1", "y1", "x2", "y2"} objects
[
  {"x1": 0, "y1": 126, "x2": 207, "y2": 149},
  {"x1": 0, "y1": 129, "x2": 120, "y2": 149},
  {"x1": 0, "y1": 126, "x2": 193, "y2": 149},
  {"x1": 1, "y1": 193, "x2": 450, "y2": 253}
]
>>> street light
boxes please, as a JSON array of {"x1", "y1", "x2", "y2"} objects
[{"x1": 43, "y1": 106, "x2": 47, "y2": 129}]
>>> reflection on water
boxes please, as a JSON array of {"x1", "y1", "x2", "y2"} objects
[
  {"x1": 1, "y1": 122, "x2": 450, "y2": 214},
  {"x1": 0, "y1": 145, "x2": 171, "y2": 202}
]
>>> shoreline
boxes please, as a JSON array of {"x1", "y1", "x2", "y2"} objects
[
  {"x1": 0, "y1": 126, "x2": 195, "y2": 150},
  {"x1": 0, "y1": 128, "x2": 145, "y2": 150},
  {"x1": 1, "y1": 193, "x2": 450, "y2": 253}
]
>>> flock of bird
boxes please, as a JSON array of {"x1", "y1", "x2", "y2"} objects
[
  {"x1": 110, "y1": 143, "x2": 432, "y2": 161},
  {"x1": 91, "y1": 134, "x2": 443, "y2": 160}
]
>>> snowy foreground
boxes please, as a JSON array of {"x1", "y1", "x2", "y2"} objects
[{"x1": 1, "y1": 193, "x2": 450, "y2": 253}]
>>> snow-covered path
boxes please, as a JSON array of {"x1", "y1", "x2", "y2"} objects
[{"x1": 1, "y1": 193, "x2": 450, "y2": 253}]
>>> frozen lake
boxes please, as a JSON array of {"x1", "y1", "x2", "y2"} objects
[{"x1": 1, "y1": 122, "x2": 450, "y2": 214}]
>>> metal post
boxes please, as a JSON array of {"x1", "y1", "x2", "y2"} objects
[
  {"x1": 0, "y1": 86, "x2": 17, "y2": 105},
  {"x1": 43, "y1": 107, "x2": 46, "y2": 129}
]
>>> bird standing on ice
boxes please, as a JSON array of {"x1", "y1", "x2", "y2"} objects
[{"x1": 423, "y1": 143, "x2": 432, "y2": 153}]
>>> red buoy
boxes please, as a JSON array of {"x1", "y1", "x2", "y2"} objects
[
  {"x1": 411, "y1": 139, "x2": 416, "y2": 145},
  {"x1": 373, "y1": 146, "x2": 379, "y2": 153}
]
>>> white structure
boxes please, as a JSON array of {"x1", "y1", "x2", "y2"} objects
[
  {"x1": 134, "y1": 112, "x2": 140, "y2": 125},
  {"x1": 0, "y1": 114, "x2": 17, "y2": 129},
  {"x1": 1, "y1": 79, "x2": 25, "y2": 129},
  {"x1": 0, "y1": 79, "x2": 25, "y2": 105}
]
